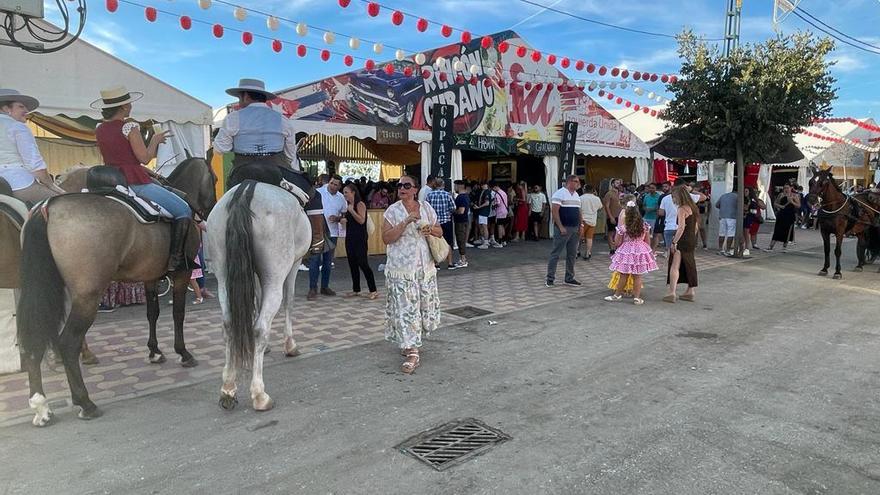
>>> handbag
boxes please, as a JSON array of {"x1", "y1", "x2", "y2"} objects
[{"x1": 420, "y1": 201, "x2": 450, "y2": 262}]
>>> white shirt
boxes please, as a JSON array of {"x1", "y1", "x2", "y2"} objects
[
  {"x1": 213, "y1": 103, "x2": 300, "y2": 170},
  {"x1": 0, "y1": 114, "x2": 47, "y2": 190},
  {"x1": 318, "y1": 185, "x2": 348, "y2": 237},
  {"x1": 660, "y1": 193, "x2": 701, "y2": 231},
  {"x1": 528, "y1": 192, "x2": 547, "y2": 213},
  {"x1": 579, "y1": 193, "x2": 604, "y2": 226}
]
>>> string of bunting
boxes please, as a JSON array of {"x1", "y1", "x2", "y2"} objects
[
  {"x1": 582, "y1": 83, "x2": 666, "y2": 119},
  {"x1": 801, "y1": 126, "x2": 880, "y2": 153},
  {"x1": 813, "y1": 117, "x2": 880, "y2": 135}
]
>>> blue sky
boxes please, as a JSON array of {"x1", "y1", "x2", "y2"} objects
[{"x1": 48, "y1": 0, "x2": 880, "y2": 116}]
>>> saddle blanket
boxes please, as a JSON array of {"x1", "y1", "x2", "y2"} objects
[{"x1": 81, "y1": 185, "x2": 174, "y2": 224}]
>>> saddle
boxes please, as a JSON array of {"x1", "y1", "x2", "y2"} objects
[
  {"x1": 83, "y1": 166, "x2": 172, "y2": 224},
  {"x1": 228, "y1": 163, "x2": 313, "y2": 207}
]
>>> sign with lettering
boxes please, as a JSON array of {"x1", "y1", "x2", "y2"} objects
[
  {"x1": 559, "y1": 121, "x2": 578, "y2": 177},
  {"x1": 376, "y1": 126, "x2": 409, "y2": 145},
  {"x1": 431, "y1": 104, "x2": 455, "y2": 189}
]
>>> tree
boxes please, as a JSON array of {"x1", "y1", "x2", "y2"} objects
[{"x1": 662, "y1": 31, "x2": 837, "y2": 255}]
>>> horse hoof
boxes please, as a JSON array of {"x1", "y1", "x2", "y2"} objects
[
  {"x1": 32, "y1": 412, "x2": 53, "y2": 427},
  {"x1": 81, "y1": 352, "x2": 100, "y2": 366},
  {"x1": 180, "y1": 356, "x2": 198, "y2": 368},
  {"x1": 264, "y1": 346, "x2": 271, "y2": 355},
  {"x1": 77, "y1": 405, "x2": 103, "y2": 420},
  {"x1": 854, "y1": 267, "x2": 863, "y2": 272},
  {"x1": 253, "y1": 394, "x2": 274, "y2": 412},
  {"x1": 149, "y1": 353, "x2": 166, "y2": 364},
  {"x1": 219, "y1": 394, "x2": 238, "y2": 411},
  {"x1": 818, "y1": 271, "x2": 828, "y2": 277},
  {"x1": 833, "y1": 273, "x2": 842, "y2": 280},
  {"x1": 284, "y1": 345, "x2": 301, "y2": 358}
]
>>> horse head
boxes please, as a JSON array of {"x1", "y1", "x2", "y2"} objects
[
  {"x1": 167, "y1": 157, "x2": 217, "y2": 219},
  {"x1": 807, "y1": 169, "x2": 836, "y2": 208}
]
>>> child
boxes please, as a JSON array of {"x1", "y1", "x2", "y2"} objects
[{"x1": 605, "y1": 200, "x2": 658, "y2": 305}]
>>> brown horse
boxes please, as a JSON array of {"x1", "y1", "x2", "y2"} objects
[
  {"x1": 807, "y1": 169, "x2": 880, "y2": 279},
  {"x1": 17, "y1": 157, "x2": 216, "y2": 426}
]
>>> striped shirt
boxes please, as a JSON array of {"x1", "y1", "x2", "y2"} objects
[{"x1": 551, "y1": 187, "x2": 582, "y2": 228}]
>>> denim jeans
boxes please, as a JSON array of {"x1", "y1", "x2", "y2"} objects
[
  {"x1": 308, "y1": 237, "x2": 337, "y2": 289},
  {"x1": 546, "y1": 227, "x2": 579, "y2": 283},
  {"x1": 130, "y1": 182, "x2": 192, "y2": 220}
]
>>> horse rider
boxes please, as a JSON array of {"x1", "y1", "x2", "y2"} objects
[
  {"x1": 92, "y1": 86, "x2": 193, "y2": 272},
  {"x1": 213, "y1": 78, "x2": 325, "y2": 253},
  {"x1": 0, "y1": 89, "x2": 66, "y2": 205}
]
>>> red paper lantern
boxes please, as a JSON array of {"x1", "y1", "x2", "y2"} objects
[
  {"x1": 498, "y1": 79, "x2": 506, "y2": 88},
  {"x1": 598, "y1": 66, "x2": 607, "y2": 76},
  {"x1": 297, "y1": 45, "x2": 307, "y2": 57},
  {"x1": 643, "y1": 107, "x2": 650, "y2": 113},
  {"x1": 461, "y1": 31, "x2": 472, "y2": 44},
  {"x1": 650, "y1": 110, "x2": 657, "y2": 117},
  {"x1": 338, "y1": 0, "x2": 351, "y2": 7},
  {"x1": 498, "y1": 41, "x2": 509, "y2": 53},
  {"x1": 455, "y1": 74, "x2": 465, "y2": 84},
  {"x1": 661, "y1": 74, "x2": 669, "y2": 83},
  {"x1": 575, "y1": 60, "x2": 585, "y2": 71},
  {"x1": 481, "y1": 36, "x2": 493, "y2": 49},
  {"x1": 441, "y1": 25, "x2": 453, "y2": 37},
  {"x1": 625, "y1": 101, "x2": 631, "y2": 108},
  {"x1": 402, "y1": 66, "x2": 413, "y2": 77},
  {"x1": 531, "y1": 51, "x2": 541, "y2": 62},
  {"x1": 524, "y1": 82, "x2": 533, "y2": 91},
  {"x1": 586, "y1": 63, "x2": 595, "y2": 73},
  {"x1": 557, "y1": 83, "x2": 566, "y2": 91},
  {"x1": 615, "y1": 97, "x2": 623, "y2": 104},
  {"x1": 621, "y1": 69, "x2": 629, "y2": 79},
  {"x1": 365, "y1": 59, "x2": 375, "y2": 70},
  {"x1": 384, "y1": 63, "x2": 395, "y2": 75},
  {"x1": 611, "y1": 67, "x2": 620, "y2": 77},
  {"x1": 547, "y1": 54, "x2": 557, "y2": 65},
  {"x1": 535, "y1": 83, "x2": 544, "y2": 91},
  {"x1": 321, "y1": 49, "x2": 331, "y2": 61},
  {"x1": 633, "y1": 104, "x2": 640, "y2": 111},
  {"x1": 633, "y1": 71, "x2": 641, "y2": 80},
  {"x1": 422, "y1": 69, "x2": 431, "y2": 79},
  {"x1": 367, "y1": 2, "x2": 380, "y2": 17},
  {"x1": 561, "y1": 57, "x2": 570, "y2": 69},
  {"x1": 106, "y1": 0, "x2": 118, "y2": 13},
  {"x1": 439, "y1": 72, "x2": 448, "y2": 82},
  {"x1": 598, "y1": 90, "x2": 605, "y2": 97},
  {"x1": 391, "y1": 10, "x2": 404, "y2": 25},
  {"x1": 145, "y1": 7, "x2": 157, "y2": 22},
  {"x1": 516, "y1": 46, "x2": 527, "y2": 58},
  {"x1": 470, "y1": 76, "x2": 478, "y2": 85},
  {"x1": 607, "y1": 93, "x2": 613, "y2": 100},
  {"x1": 650, "y1": 73, "x2": 658, "y2": 82},
  {"x1": 344, "y1": 54, "x2": 354, "y2": 66},
  {"x1": 484, "y1": 79, "x2": 493, "y2": 88},
  {"x1": 417, "y1": 18, "x2": 429, "y2": 32},
  {"x1": 212, "y1": 24, "x2": 224, "y2": 38},
  {"x1": 670, "y1": 75, "x2": 678, "y2": 83},
  {"x1": 272, "y1": 40, "x2": 283, "y2": 53},
  {"x1": 179, "y1": 16, "x2": 192, "y2": 30}
]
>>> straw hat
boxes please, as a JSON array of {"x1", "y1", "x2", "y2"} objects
[
  {"x1": 0, "y1": 89, "x2": 39, "y2": 112},
  {"x1": 225, "y1": 78, "x2": 276, "y2": 99},
  {"x1": 90, "y1": 86, "x2": 144, "y2": 110}
]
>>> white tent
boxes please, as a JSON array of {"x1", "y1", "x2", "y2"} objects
[{"x1": 0, "y1": 16, "x2": 212, "y2": 174}]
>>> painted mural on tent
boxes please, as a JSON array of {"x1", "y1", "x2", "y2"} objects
[{"x1": 272, "y1": 30, "x2": 647, "y2": 154}]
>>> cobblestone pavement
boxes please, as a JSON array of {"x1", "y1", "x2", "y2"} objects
[{"x1": 0, "y1": 228, "x2": 830, "y2": 424}]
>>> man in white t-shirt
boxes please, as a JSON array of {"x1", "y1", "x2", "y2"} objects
[
  {"x1": 308, "y1": 175, "x2": 347, "y2": 300},
  {"x1": 528, "y1": 185, "x2": 548, "y2": 241},
  {"x1": 546, "y1": 175, "x2": 583, "y2": 287},
  {"x1": 659, "y1": 182, "x2": 706, "y2": 250},
  {"x1": 578, "y1": 183, "x2": 603, "y2": 260}
]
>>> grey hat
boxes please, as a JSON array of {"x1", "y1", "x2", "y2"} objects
[
  {"x1": 0, "y1": 89, "x2": 39, "y2": 112},
  {"x1": 225, "y1": 78, "x2": 277, "y2": 99}
]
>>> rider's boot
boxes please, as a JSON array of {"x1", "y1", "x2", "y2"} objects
[
  {"x1": 166, "y1": 218, "x2": 193, "y2": 272},
  {"x1": 308, "y1": 213, "x2": 325, "y2": 254}
]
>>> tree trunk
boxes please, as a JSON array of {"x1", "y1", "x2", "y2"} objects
[{"x1": 734, "y1": 141, "x2": 745, "y2": 257}]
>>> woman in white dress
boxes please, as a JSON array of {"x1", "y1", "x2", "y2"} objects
[{"x1": 381, "y1": 174, "x2": 442, "y2": 374}]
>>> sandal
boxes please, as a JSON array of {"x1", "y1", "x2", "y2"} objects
[
  {"x1": 662, "y1": 294, "x2": 677, "y2": 303},
  {"x1": 401, "y1": 349, "x2": 420, "y2": 374},
  {"x1": 603, "y1": 294, "x2": 622, "y2": 302},
  {"x1": 344, "y1": 292, "x2": 360, "y2": 298},
  {"x1": 633, "y1": 298, "x2": 645, "y2": 305},
  {"x1": 680, "y1": 294, "x2": 695, "y2": 302},
  {"x1": 192, "y1": 297, "x2": 204, "y2": 305},
  {"x1": 368, "y1": 292, "x2": 379, "y2": 300}
]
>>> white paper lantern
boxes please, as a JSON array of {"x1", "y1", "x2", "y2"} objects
[
  {"x1": 647, "y1": 91, "x2": 656, "y2": 99},
  {"x1": 434, "y1": 56, "x2": 446, "y2": 68},
  {"x1": 619, "y1": 82, "x2": 628, "y2": 89},
  {"x1": 414, "y1": 53, "x2": 426, "y2": 65},
  {"x1": 454, "y1": 60, "x2": 465, "y2": 72},
  {"x1": 198, "y1": 0, "x2": 211, "y2": 10},
  {"x1": 373, "y1": 43, "x2": 383, "y2": 54},
  {"x1": 349, "y1": 37, "x2": 360, "y2": 49},
  {"x1": 266, "y1": 16, "x2": 279, "y2": 31},
  {"x1": 634, "y1": 87, "x2": 644, "y2": 96},
  {"x1": 323, "y1": 32, "x2": 336, "y2": 44},
  {"x1": 599, "y1": 81, "x2": 607, "y2": 89},
  {"x1": 395, "y1": 49, "x2": 406, "y2": 62},
  {"x1": 588, "y1": 82, "x2": 598, "y2": 91},
  {"x1": 295, "y1": 23, "x2": 308, "y2": 37},
  {"x1": 609, "y1": 82, "x2": 618, "y2": 90},
  {"x1": 656, "y1": 96, "x2": 664, "y2": 103},
  {"x1": 469, "y1": 64, "x2": 480, "y2": 76},
  {"x1": 233, "y1": 6, "x2": 247, "y2": 21}
]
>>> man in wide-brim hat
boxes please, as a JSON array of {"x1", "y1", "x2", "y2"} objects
[
  {"x1": 214, "y1": 78, "x2": 326, "y2": 253},
  {"x1": 0, "y1": 89, "x2": 66, "y2": 204}
]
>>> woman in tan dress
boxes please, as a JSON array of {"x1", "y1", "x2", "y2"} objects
[{"x1": 664, "y1": 186, "x2": 699, "y2": 303}]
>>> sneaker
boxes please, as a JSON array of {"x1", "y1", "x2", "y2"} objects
[
  {"x1": 726, "y1": 250, "x2": 735, "y2": 257},
  {"x1": 477, "y1": 244, "x2": 489, "y2": 250},
  {"x1": 465, "y1": 243, "x2": 475, "y2": 248},
  {"x1": 97, "y1": 304, "x2": 116, "y2": 313},
  {"x1": 586, "y1": 253, "x2": 592, "y2": 260},
  {"x1": 321, "y1": 287, "x2": 336, "y2": 296},
  {"x1": 604, "y1": 294, "x2": 622, "y2": 302},
  {"x1": 718, "y1": 250, "x2": 728, "y2": 257},
  {"x1": 298, "y1": 263, "x2": 309, "y2": 272},
  {"x1": 545, "y1": 280, "x2": 554, "y2": 287},
  {"x1": 307, "y1": 289, "x2": 317, "y2": 301},
  {"x1": 564, "y1": 279, "x2": 582, "y2": 287},
  {"x1": 447, "y1": 265, "x2": 457, "y2": 271},
  {"x1": 742, "y1": 249, "x2": 751, "y2": 257},
  {"x1": 492, "y1": 243, "x2": 504, "y2": 249},
  {"x1": 455, "y1": 260, "x2": 468, "y2": 268}
]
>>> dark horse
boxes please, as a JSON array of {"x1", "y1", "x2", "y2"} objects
[
  {"x1": 17, "y1": 158, "x2": 216, "y2": 426},
  {"x1": 806, "y1": 169, "x2": 880, "y2": 279}
]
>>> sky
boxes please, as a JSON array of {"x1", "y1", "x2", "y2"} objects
[{"x1": 43, "y1": 0, "x2": 880, "y2": 117}]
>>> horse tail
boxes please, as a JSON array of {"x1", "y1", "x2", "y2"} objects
[
  {"x1": 17, "y1": 212, "x2": 66, "y2": 359},
  {"x1": 224, "y1": 181, "x2": 258, "y2": 369},
  {"x1": 868, "y1": 226, "x2": 880, "y2": 258}
]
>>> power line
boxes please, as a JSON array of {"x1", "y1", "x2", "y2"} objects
[
  {"x1": 795, "y1": 6, "x2": 880, "y2": 51},
  {"x1": 789, "y1": 10, "x2": 880, "y2": 55},
  {"x1": 515, "y1": 0, "x2": 725, "y2": 41}
]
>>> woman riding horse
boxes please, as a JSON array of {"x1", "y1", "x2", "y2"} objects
[{"x1": 93, "y1": 86, "x2": 192, "y2": 271}]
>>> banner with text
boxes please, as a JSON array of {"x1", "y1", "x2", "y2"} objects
[{"x1": 431, "y1": 104, "x2": 455, "y2": 190}]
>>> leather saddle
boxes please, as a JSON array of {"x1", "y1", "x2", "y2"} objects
[
  {"x1": 84, "y1": 166, "x2": 170, "y2": 224},
  {"x1": 228, "y1": 163, "x2": 313, "y2": 206}
]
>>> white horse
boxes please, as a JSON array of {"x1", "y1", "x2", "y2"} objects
[{"x1": 206, "y1": 180, "x2": 310, "y2": 411}]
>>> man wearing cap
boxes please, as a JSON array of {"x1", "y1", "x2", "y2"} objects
[
  {"x1": 214, "y1": 78, "x2": 325, "y2": 253},
  {"x1": 0, "y1": 89, "x2": 66, "y2": 204}
]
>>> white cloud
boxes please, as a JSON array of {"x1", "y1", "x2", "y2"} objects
[
  {"x1": 84, "y1": 21, "x2": 137, "y2": 56},
  {"x1": 617, "y1": 48, "x2": 680, "y2": 70},
  {"x1": 832, "y1": 53, "x2": 866, "y2": 73}
]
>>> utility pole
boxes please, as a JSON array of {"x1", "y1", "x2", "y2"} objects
[
  {"x1": 724, "y1": 0, "x2": 742, "y2": 57},
  {"x1": 724, "y1": 0, "x2": 746, "y2": 255}
]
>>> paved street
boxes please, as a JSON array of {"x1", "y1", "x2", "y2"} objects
[{"x1": 2, "y1": 227, "x2": 880, "y2": 494}]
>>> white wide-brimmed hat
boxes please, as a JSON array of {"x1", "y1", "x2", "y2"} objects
[
  {"x1": 90, "y1": 86, "x2": 144, "y2": 109},
  {"x1": 225, "y1": 78, "x2": 277, "y2": 99},
  {"x1": 0, "y1": 89, "x2": 39, "y2": 112}
]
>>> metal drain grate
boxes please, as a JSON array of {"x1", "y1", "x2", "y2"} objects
[
  {"x1": 445, "y1": 306, "x2": 493, "y2": 319},
  {"x1": 397, "y1": 418, "x2": 511, "y2": 471}
]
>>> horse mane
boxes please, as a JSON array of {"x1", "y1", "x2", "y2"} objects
[{"x1": 167, "y1": 156, "x2": 216, "y2": 184}]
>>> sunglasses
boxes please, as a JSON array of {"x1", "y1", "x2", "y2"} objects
[{"x1": 397, "y1": 183, "x2": 415, "y2": 190}]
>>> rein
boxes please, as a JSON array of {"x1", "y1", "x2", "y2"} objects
[{"x1": 820, "y1": 195, "x2": 849, "y2": 215}]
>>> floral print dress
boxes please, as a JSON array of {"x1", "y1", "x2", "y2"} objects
[{"x1": 383, "y1": 201, "x2": 441, "y2": 348}]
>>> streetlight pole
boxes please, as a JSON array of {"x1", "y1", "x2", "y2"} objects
[{"x1": 724, "y1": 1, "x2": 747, "y2": 254}]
